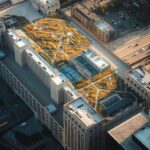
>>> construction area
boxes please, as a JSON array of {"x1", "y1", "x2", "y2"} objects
[{"x1": 23, "y1": 13, "x2": 90, "y2": 66}]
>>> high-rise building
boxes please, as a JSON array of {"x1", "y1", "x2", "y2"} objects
[
  {"x1": 125, "y1": 64, "x2": 150, "y2": 113},
  {"x1": 64, "y1": 97, "x2": 105, "y2": 150}
]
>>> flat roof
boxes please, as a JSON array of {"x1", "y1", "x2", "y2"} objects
[
  {"x1": 100, "y1": 94, "x2": 122, "y2": 109},
  {"x1": 134, "y1": 126, "x2": 150, "y2": 149},
  {"x1": 100, "y1": 94, "x2": 135, "y2": 116},
  {"x1": 83, "y1": 48, "x2": 110, "y2": 70},
  {"x1": 95, "y1": 19, "x2": 114, "y2": 32},
  {"x1": 66, "y1": 97, "x2": 103, "y2": 127},
  {"x1": 108, "y1": 113, "x2": 149, "y2": 144},
  {"x1": 7, "y1": 28, "x2": 30, "y2": 48},
  {"x1": 130, "y1": 65, "x2": 150, "y2": 91}
]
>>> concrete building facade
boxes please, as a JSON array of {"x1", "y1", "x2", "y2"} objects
[
  {"x1": 64, "y1": 97, "x2": 105, "y2": 150},
  {"x1": 30, "y1": 0, "x2": 60, "y2": 15},
  {"x1": 0, "y1": 27, "x2": 143, "y2": 150},
  {"x1": 125, "y1": 64, "x2": 150, "y2": 113},
  {"x1": 71, "y1": 3, "x2": 116, "y2": 43},
  {"x1": 0, "y1": 61, "x2": 64, "y2": 145}
]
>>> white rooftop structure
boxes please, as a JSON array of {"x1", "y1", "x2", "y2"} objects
[
  {"x1": 131, "y1": 65, "x2": 150, "y2": 91},
  {"x1": 64, "y1": 85, "x2": 81, "y2": 100},
  {"x1": 66, "y1": 97, "x2": 103, "y2": 127},
  {"x1": 134, "y1": 126, "x2": 150, "y2": 150},
  {"x1": 83, "y1": 49, "x2": 110, "y2": 71},
  {"x1": 52, "y1": 73, "x2": 69, "y2": 86},
  {"x1": 26, "y1": 48, "x2": 56, "y2": 77},
  {"x1": 7, "y1": 28, "x2": 30, "y2": 48}
]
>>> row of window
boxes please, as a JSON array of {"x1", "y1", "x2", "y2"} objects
[{"x1": 0, "y1": 63, "x2": 64, "y2": 145}]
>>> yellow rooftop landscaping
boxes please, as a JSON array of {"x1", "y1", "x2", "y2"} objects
[{"x1": 23, "y1": 14, "x2": 90, "y2": 65}]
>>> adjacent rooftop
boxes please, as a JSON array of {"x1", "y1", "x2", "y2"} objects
[
  {"x1": 108, "y1": 112, "x2": 149, "y2": 144},
  {"x1": 133, "y1": 125, "x2": 150, "y2": 150},
  {"x1": 99, "y1": 93, "x2": 137, "y2": 117},
  {"x1": 129, "y1": 64, "x2": 150, "y2": 92}
]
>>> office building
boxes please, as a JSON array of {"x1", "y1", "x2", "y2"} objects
[
  {"x1": 30, "y1": 0, "x2": 60, "y2": 15},
  {"x1": 0, "y1": 25, "x2": 139, "y2": 150},
  {"x1": 126, "y1": 64, "x2": 150, "y2": 112},
  {"x1": 7, "y1": 28, "x2": 31, "y2": 66},
  {"x1": 107, "y1": 112, "x2": 150, "y2": 150},
  {"x1": 64, "y1": 97, "x2": 105, "y2": 150},
  {"x1": 114, "y1": 32, "x2": 150, "y2": 112},
  {"x1": 50, "y1": 73, "x2": 72, "y2": 105},
  {"x1": 71, "y1": 2, "x2": 116, "y2": 43}
]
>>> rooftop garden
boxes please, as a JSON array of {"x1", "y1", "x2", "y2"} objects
[
  {"x1": 23, "y1": 13, "x2": 90, "y2": 66},
  {"x1": 77, "y1": 72, "x2": 119, "y2": 107}
]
